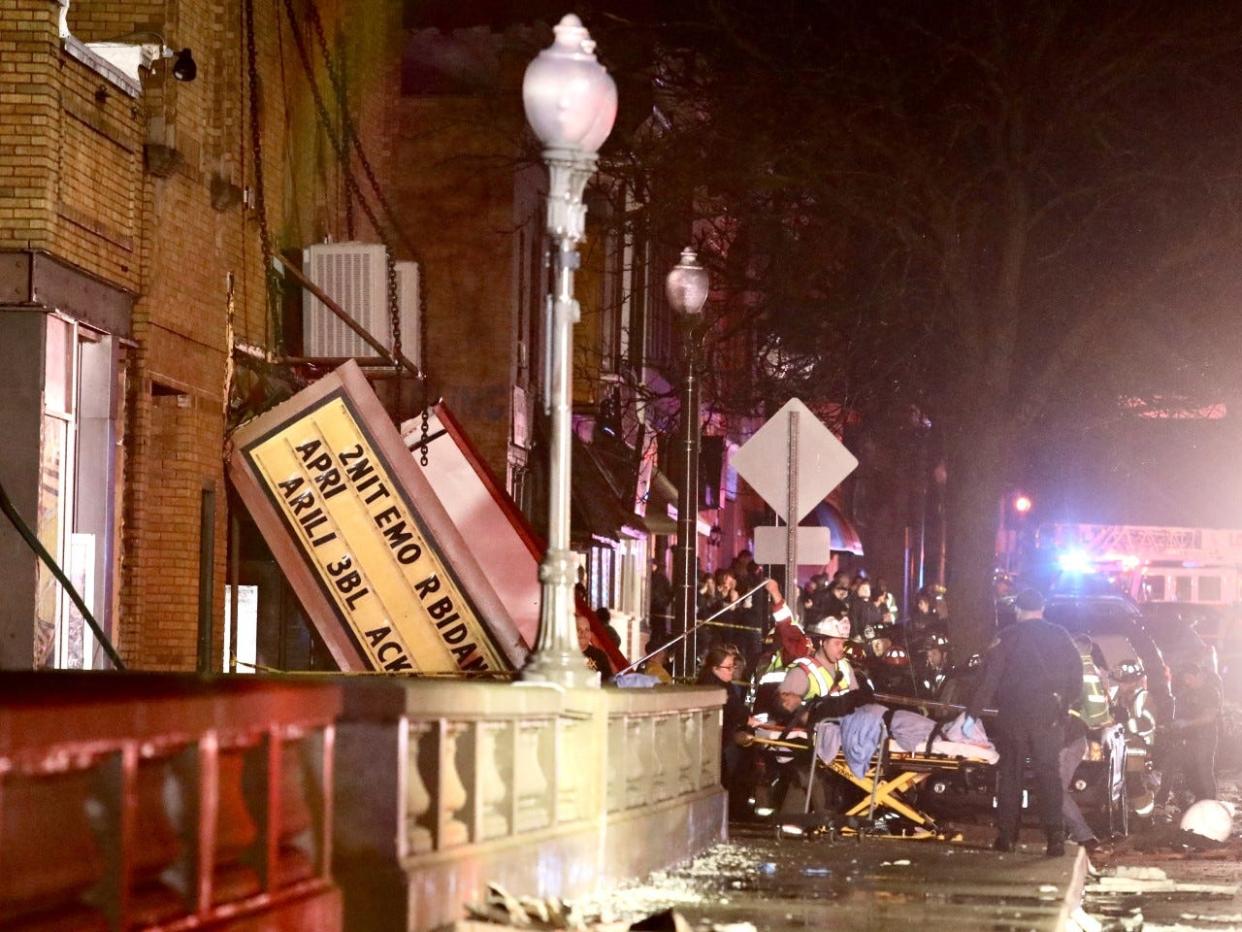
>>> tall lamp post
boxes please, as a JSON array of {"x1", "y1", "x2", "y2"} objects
[
  {"x1": 667, "y1": 248, "x2": 710, "y2": 675},
  {"x1": 521, "y1": 15, "x2": 617, "y2": 688}
]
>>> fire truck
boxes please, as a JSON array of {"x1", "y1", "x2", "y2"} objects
[{"x1": 1034, "y1": 523, "x2": 1242, "y2": 606}]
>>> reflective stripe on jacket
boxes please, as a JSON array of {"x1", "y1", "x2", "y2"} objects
[
  {"x1": 1075, "y1": 646, "x2": 1113, "y2": 729},
  {"x1": 790, "y1": 656, "x2": 857, "y2": 700}
]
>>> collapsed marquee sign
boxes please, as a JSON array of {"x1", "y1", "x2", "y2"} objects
[{"x1": 227, "y1": 362, "x2": 528, "y2": 673}]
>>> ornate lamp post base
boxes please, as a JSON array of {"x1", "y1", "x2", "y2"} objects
[{"x1": 522, "y1": 547, "x2": 600, "y2": 688}]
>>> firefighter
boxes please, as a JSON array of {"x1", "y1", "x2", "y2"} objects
[
  {"x1": 777, "y1": 613, "x2": 873, "y2": 719},
  {"x1": 1111, "y1": 657, "x2": 1157, "y2": 817},
  {"x1": 767, "y1": 611, "x2": 873, "y2": 822},
  {"x1": 1112, "y1": 659, "x2": 1156, "y2": 748},
  {"x1": 915, "y1": 632, "x2": 952, "y2": 698},
  {"x1": 750, "y1": 579, "x2": 812, "y2": 717},
  {"x1": 1061, "y1": 634, "x2": 1113, "y2": 852}
]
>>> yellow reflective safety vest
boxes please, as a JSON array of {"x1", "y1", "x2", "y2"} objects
[
  {"x1": 789, "y1": 656, "x2": 857, "y2": 701},
  {"x1": 1074, "y1": 646, "x2": 1113, "y2": 729}
]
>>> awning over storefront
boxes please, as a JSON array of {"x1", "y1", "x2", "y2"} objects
[
  {"x1": 571, "y1": 437, "x2": 648, "y2": 542},
  {"x1": 642, "y1": 469, "x2": 678, "y2": 535},
  {"x1": 804, "y1": 499, "x2": 865, "y2": 555}
]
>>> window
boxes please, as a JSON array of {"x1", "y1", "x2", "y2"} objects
[
  {"x1": 224, "y1": 585, "x2": 259, "y2": 673},
  {"x1": 35, "y1": 316, "x2": 122, "y2": 670},
  {"x1": 1175, "y1": 575, "x2": 1193, "y2": 602},
  {"x1": 1198, "y1": 576, "x2": 1222, "y2": 602},
  {"x1": 1144, "y1": 575, "x2": 1166, "y2": 601}
]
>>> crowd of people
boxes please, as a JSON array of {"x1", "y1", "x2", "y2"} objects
[{"x1": 614, "y1": 551, "x2": 1227, "y2": 855}]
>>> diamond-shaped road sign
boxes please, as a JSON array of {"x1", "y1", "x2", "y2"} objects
[{"x1": 730, "y1": 397, "x2": 858, "y2": 524}]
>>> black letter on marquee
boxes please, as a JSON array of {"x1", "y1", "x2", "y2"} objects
[{"x1": 295, "y1": 439, "x2": 321, "y2": 461}]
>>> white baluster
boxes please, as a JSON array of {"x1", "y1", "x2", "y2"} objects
[
  {"x1": 606, "y1": 713, "x2": 625, "y2": 813},
  {"x1": 405, "y1": 721, "x2": 433, "y2": 855},
  {"x1": 626, "y1": 716, "x2": 650, "y2": 808},
  {"x1": 438, "y1": 721, "x2": 469, "y2": 848},
  {"x1": 677, "y1": 712, "x2": 695, "y2": 795},
  {"x1": 476, "y1": 721, "x2": 511, "y2": 840},
  {"x1": 700, "y1": 709, "x2": 720, "y2": 788},
  {"x1": 556, "y1": 715, "x2": 586, "y2": 823},
  {"x1": 514, "y1": 719, "x2": 551, "y2": 832},
  {"x1": 653, "y1": 715, "x2": 675, "y2": 801}
]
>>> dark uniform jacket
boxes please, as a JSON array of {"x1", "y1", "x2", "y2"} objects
[{"x1": 969, "y1": 618, "x2": 1083, "y2": 728}]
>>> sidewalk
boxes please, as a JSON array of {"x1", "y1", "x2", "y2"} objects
[{"x1": 583, "y1": 824, "x2": 1089, "y2": 931}]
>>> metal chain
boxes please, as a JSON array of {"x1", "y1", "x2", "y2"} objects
[
  {"x1": 385, "y1": 249, "x2": 401, "y2": 368},
  {"x1": 303, "y1": 1, "x2": 418, "y2": 262},
  {"x1": 279, "y1": 0, "x2": 377, "y2": 246},
  {"x1": 419, "y1": 396, "x2": 430, "y2": 466},
  {"x1": 294, "y1": 0, "x2": 436, "y2": 464},
  {"x1": 244, "y1": 0, "x2": 279, "y2": 348},
  {"x1": 306, "y1": 0, "x2": 404, "y2": 370}
]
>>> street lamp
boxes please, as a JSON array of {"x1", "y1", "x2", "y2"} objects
[
  {"x1": 666, "y1": 248, "x2": 710, "y2": 675},
  {"x1": 521, "y1": 14, "x2": 617, "y2": 688}
]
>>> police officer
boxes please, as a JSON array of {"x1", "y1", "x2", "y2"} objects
[{"x1": 969, "y1": 588, "x2": 1083, "y2": 856}]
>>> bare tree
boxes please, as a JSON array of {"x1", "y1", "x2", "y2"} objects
[{"x1": 588, "y1": 0, "x2": 1242, "y2": 651}]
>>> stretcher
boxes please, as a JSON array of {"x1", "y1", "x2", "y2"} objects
[{"x1": 743, "y1": 722, "x2": 999, "y2": 841}]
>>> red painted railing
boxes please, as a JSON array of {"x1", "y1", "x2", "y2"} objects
[{"x1": 0, "y1": 673, "x2": 341, "y2": 930}]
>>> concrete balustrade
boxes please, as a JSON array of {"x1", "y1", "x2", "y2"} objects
[
  {"x1": 333, "y1": 681, "x2": 727, "y2": 931},
  {"x1": 0, "y1": 675, "x2": 724, "y2": 931},
  {"x1": 0, "y1": 673, "x2": 342, "y2": 931}
]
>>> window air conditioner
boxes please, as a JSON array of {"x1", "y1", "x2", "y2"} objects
[{"x1": 302, "y1": 242, "x2": 420, "y2": 367}]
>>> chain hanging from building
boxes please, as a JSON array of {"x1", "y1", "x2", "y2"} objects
[
  {"x1": 243, "y1": 0, "x2": 281, "y2": 350},
  {"x1": 276, "y1": 0, "x2": 434, "y2": 463}
]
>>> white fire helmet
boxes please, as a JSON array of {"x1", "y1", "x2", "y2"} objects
[
  {"x1": 1179, "y1": 799, "x2": 1235, "y2": 843},
  {"x1": 807, "y1": 615, "x2": 851, "y2": 640}
]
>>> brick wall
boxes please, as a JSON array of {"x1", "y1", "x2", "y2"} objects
[
  {"x1": 0, "y1": 1, "x2": 143, "y2": 290},
  {"x1": 2, "y1": 0, "x2": 529, "y2": 670},
  {"x1": 389, "y1": 95, "x2": 522, "y2": 477}
]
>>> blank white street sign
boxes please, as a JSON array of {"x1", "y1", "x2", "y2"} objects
[
  {"x1": 753, "y1": 526, "x2": 833, "y2": 566},
  {"x1": 730, "y1": 397, "x2": 858, "y2": 523}
]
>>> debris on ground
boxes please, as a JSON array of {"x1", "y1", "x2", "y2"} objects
[
  {"x1": 459, "y1": 883, "x2": 614, "y2": 930},
  {"x1": 1104, "y1": 824, "x2": 1241, "y2": 862}
]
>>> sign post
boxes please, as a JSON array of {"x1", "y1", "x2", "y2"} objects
[{"x1": 785, "y1": 408, "x2": 799, "y2": 609}]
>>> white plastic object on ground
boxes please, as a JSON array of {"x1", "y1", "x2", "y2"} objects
[{"x1": 1179, "y1": 799, "x2": 1234, "y2": 842}]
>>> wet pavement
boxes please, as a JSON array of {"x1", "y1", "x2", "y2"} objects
[{"x1": 579, "y1": 822, "x2": 1087, "y2": 931}]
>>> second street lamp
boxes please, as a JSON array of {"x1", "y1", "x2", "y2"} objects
[
  {"x1": 666, "y1": 248, "x2": 710, "y2": 675},
  {"x1": 520, "y1": 15, "x2": 617, "y2": 688}
]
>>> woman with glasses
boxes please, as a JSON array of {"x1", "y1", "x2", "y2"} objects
[{"x1": 698, "y1": 645, "x2": 758, "y2": 817}]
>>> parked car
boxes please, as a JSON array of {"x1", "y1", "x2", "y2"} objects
[
  {"x1": 1137, "y1": 602, "x2": 1217, "y2": 674},
  {"x1": 998, "y1": 594, "x2": 1175, "y2": 720},
  {"x1": 918, "y1": 653, "x2": 1130, "y2": 837}
]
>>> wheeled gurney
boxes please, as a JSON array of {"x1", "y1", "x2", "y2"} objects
[{"x1": 743, "y1": 708, "x2": 999, "y2": 839}]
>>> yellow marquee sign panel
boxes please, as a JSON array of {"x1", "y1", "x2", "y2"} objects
[{"x1": 229, "y1": 364, "x2": 522, "y2": 674}]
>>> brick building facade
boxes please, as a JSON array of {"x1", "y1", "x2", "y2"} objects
[
  {"x1": 0, "y1": 0, "x2": 404, "y2": 670},
  {"x1": 0, "y1": 1, "x2": 733, "y2": 673}
]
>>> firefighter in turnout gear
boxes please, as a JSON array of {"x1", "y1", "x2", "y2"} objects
[
  {"x1": 1061, "y1": 634, "x2": 1114, "y2": 851},
  {"x1": 764, "y1": 609, "x2": 874, "y2": 820},
  {"x1": 1111, "y1": 657, "x2": 1158, "y2": 818},
  {"x1": 750, "y1": 579, "x2": 812, "y2": 718}
]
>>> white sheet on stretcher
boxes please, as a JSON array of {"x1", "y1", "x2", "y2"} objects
[
  {"x1": 768, "y1": 727, "x2": 999, "y2": 765},
  {"x1": 885, "y1": 737, "x2": 999, "y2": 764},
  {"x1": 803, "y1": 709, "x2": 1000, "y2": 769}
]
